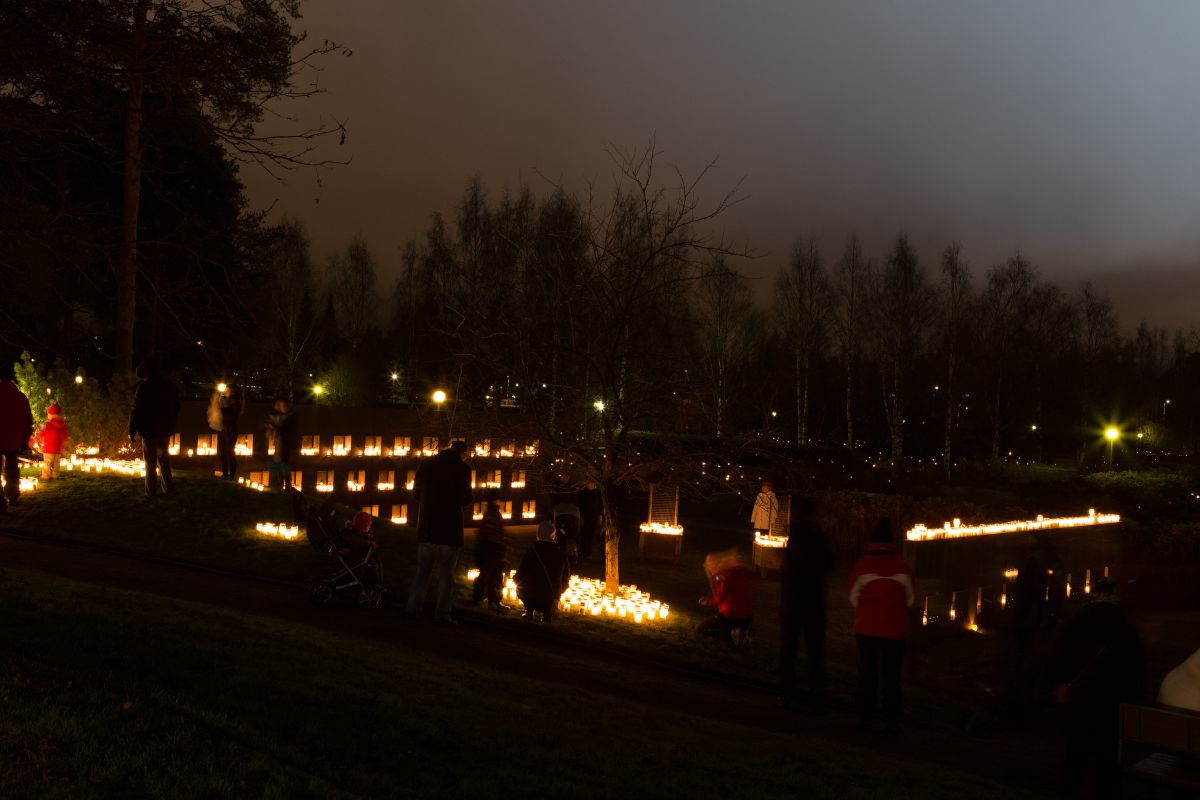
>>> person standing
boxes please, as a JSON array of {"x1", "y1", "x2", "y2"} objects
[
  {"x1": 38, "y1": 402, "x2": 69, "y2": 480},
  {"x1": 751, "y1": 481, "x2": 779, "y2": 535},
  {"x1": 1052, "y1": 579, "x2": 1143, "y2": 800},
  {"x1": 265, "y1": 397, "x2": 298, "y2": 490},
  {"x1": 128, "y1": 356, "x2": 180, "y2": 497},
  {"x1": 0, "y1": 365, "x2": 33, "y2": 511},
  {"x1": 471, "y1": 490, "x2": 510, "y2": 611},
  {"x1": 217, "y1": 383, "x2": 244, "y2": 479},
  {"x1": 780, "y1": 496, "x2": 833, "y2": 711},
  {"x1": 406, "y1": 439, "x2": 472, "y2": 625},
  {"x1": 576, "y1": 479, "x2": 604, "y2": 564},
  {"x1": 848, "y1": 517, "x2": 916, "y2": 732}
]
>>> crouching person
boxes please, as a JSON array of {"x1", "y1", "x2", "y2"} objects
[
  {"x1": 696, "y1": 548, "x2": 757, "y2": 645},
  {"x1": 515, "y1": 521, "x2": 567, "y2": 622}
]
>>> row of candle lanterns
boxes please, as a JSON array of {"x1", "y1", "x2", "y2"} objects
[{"x1": 906, "y1": 509, "x2": 1120, "y2": 542}]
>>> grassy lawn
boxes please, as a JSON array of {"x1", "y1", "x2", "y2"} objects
[
  {"x1": 0, "y1": 471, "x2": 973, "y2": 727},
  {"x1": 0, "y1": 569, "x2": 1040, "y2": 799}
]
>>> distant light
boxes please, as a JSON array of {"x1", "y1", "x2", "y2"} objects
[
  {"x1": 312, "y1": 385, "x2": 325, "y2": 396},
  {"x1": 593, "y1": 400, "x2": 605, "y2": 412},
  {"x1": 1105, "y1": 427, "x2": 1119, "y2": 441},
  {"x1": 390, "y1": 373, "x2": 399, "y2": 381},
  {"x1": 217, "y1": 382, "x2": 227, "y2": 393},
  {"x1": 1137, "y1": 432, "x2": 1144, "y2": 440},
  {"x1": 74, "y1": 375, "x2": 83, "y2": 385},
  {"x1": 432, "y1": 389, "x2": 447, "y2": 405}
]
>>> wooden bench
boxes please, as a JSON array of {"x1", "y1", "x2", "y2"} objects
[{"x1": 1120, "y1": 703, "x2": 1200, "y2": 795}]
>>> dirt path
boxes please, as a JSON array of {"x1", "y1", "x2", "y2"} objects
[{"x1": 1, "y1": 531, "x2": 1060, "y2": 796}]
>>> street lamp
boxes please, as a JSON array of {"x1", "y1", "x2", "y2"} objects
[
  {"x1": 432, "y1": 389, "x2": 447, "y2": 405},
  {"x1": 1104, "y1": 427, "x2": 1119, "y2": 471},
  {"x1": 312, "y1": 384, "x2": 325, "y2": 397},
  {"x1": 593, "y1": 399, "x2": 605, "y2": 412},
  {"x1": 217, "y1": 382, "x2": 227, "y2": 394}
]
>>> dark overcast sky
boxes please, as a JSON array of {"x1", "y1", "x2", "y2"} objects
[{"x1": 244, "y1": 1, "x2": 1200, "y2": 330}]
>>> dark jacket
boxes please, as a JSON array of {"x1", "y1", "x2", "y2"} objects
[
  {"x1": 219, "y1": 390, "x2": 243, "y2": 435},
  {"x1": 475, "y1": 505, "x2": 508, "y2": 564},
  {"x1": 128, "y1": 375, "x2": 180, "y2": 439},
  {"x1": 1052, "y1": 600, "x2": 1143, "y2": 709},
  {"x1": 515, "y1": 540, "x2": 567, "y2": 612},
  {"x1": 267, "y1": 408, "x2": 299, "y2": 463},
  {"x1": 0, "y1": 381, "x2": 34, "y2": 451},
  {"x1": 782, "y1": 517, "x2": 833, "y2": 615},
  {"x1": 414, "y1": 449, "x2": 472, "y2": 546}
]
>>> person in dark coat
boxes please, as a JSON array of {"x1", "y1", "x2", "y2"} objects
[
  {"x1": 780, "y1": 496, "x2": 833, "y2": 711},
  {"x1": 576, "y1": 479, "x2": 604, "y2": 563},
  {"x1": 1051, "y1": 579, "x2": 1143, "y2": 800},
  {"x1": 471, "y1": 491, "x2": 509, "y2": 611},
  {"x1": 128, "y1": 357, "x2": 180, "y2": 497},
  {"x1": 217, "y1": 383, "x2": 244, "y2": 479},
  {"x1": 848, "y1": 517, "x2": 916, "y2": 732},
  {"x1": 265, "y1": 397, "x2": 298, "y2": 490},
  {"x1": 0, "y1": 365, "x2": 33, "y2": 511},
  {"x1": 405, "y1": 439, "x2": 472, "y2": 624},
  {"x1": 515, "y1": 521, "x2": 568, "y2": 622}
]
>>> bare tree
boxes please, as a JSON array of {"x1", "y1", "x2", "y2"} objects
[
  {"x1": 832, "y1": 235, "x2": 868, "y2": 447},
  {"x1": 692, "y1": 257, "x2": 760, "y2": 437},
  {"x1": 328, "y1": 236, "x2": 379, "y2": 351},
  {"x1": 937, "y1": 242, "x2": 972, "y2": 476},
  {"x1": 777, "y1": 237, "x2": 832, "y2": 445},
  {"x1": 981, "y1": 254, "x2": 1035, "y2": 461}
]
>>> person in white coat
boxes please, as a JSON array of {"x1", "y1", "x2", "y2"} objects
[
  {"x1": 1158, "y1": 647, "x2": 1200, "y2": 713},
  {"x1": 751, "y1": 482, "x2": 779, "y2": 534}
]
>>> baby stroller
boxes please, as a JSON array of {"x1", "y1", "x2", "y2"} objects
[
  {"x1": 293, "y1": 491, "x2": 385, "y2": 610},
  {"x1": 552, "y1": 502, "x2": 582, "y2": 574}
]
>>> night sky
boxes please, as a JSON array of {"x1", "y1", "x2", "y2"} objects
[{"x1": 244, "y1": 1, "x2": 1200, "y2": 329}]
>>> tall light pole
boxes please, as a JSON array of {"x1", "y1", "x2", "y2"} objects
[{"x1": 1105, "y1": 427, "x2": 1119, "y2": 471}]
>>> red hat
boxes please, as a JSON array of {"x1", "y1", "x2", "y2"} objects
[
  {"x1": 352, "y1": 511, "x2": 373, "y2": 532},
  {"x1": 47, "y1": 403, "x2": 62, "y2": 416}
]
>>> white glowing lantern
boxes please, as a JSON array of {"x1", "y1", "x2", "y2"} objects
[
  {"x1": 332, "y1": 436, "x2": 352, "y2": 456},
  {"x1": 363, "y1": 436, "x2": 383, "y2": 457},
  {"x1": 234, "y1": 434, "x2": 254, "y2": 456},
  {"x1": 496, "y1": 571, "x2": 670, "y2": 625}
]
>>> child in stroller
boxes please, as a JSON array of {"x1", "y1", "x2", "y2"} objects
[{"x1": 295, "y1": 493, "x2": 385, "y2": 609}]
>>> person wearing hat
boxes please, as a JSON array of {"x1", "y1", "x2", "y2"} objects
[
  {"x1": 38, "y1": 402, "x2": 69, "y2": 480},
  {"x1": 514, "y1": 521, "x2": 568, "y2": 622},
  {"x1": 406, "y1": 439, "x2": 473, "y2": 624},
  {"x1": 0, "y1": 364, "x2": 33, "y2": 510}
]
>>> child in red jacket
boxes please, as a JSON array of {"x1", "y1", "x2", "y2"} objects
[
  {"x1": 848, "y1": 517, "x2": 916, "y2": 731},
  {"x1": 38, "y1": 403, "x2": 69, "y2": 480},
  {"x1": 697, "y1": 548, "x2": 757, "y2": 645}
]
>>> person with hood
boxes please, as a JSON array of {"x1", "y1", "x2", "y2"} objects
[
  {"x1": 128, "y1": 356, "x2": 181, "y2": 497},
  {"x1": 751, "y1": 481, "x2": 779, "y2": 534},
  {"x1": 515, "y1": 521, "x2": 567, "y2": 622},
  {"x1": 848, "y1": 517, "x2": 916, "y2": 732},
  {"x1": 780, "y1": 496, "x2": 833, "y2": 710},
  {"x1": 405, "y1": 440, "x2": 473, "y2": 625},
  {"x1": 38, "y1": 402, "x2": 69, "y2": 480},
  {"x1": 1052, "y1": 579, "x2": 1143, "y2": 800},
  {"x1": 696, "y1": 548, "x2": 757, "y2": 645},
  {"x1": 0, "y1": 365, "x2": 33, "y2": 511}
]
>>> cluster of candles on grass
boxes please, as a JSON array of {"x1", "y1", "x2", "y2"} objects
[
  {"x1": 905, "y1": 509, "x2": 1120, "y2": 542},
  {"x1": 753, "y1": 530, "x2": 788, "y2": 548},
  {"x1": 61, "y1": 456, "x2": 147, "y2": 477},
  {"x1": 255, "y1": 522, "x2": 299, "y2": 540},
  {"x1": 466, "y1": 569, "x2": 670, "y2": 623}
]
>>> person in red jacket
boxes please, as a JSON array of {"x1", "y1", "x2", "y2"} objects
[
  {"x1": 0, "y1": 366, "x2": 34, "y2": 511},
  {"x1": 697, "y1": 548, "x2": 757, "y2": 645},
  {"x1": 38, "y1": 402, "x2": 69, "y2": 480},
  {"x1": 848, "y1": 517, "x2": 916, "y2": 732}
]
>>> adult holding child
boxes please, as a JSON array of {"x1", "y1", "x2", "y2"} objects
[{"x1": 0, "y1": 363, "x2": 33, "y2": 511}]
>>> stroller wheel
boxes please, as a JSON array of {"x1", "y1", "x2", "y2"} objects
[
  {"x1": 308, "y1": 578, "x2": 335, "y2": 605},
  {"x1": 357, "y1": 586, "x2": 383, "y2": 610}
]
